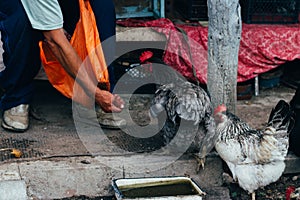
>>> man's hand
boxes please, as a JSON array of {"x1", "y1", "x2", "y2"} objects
[{"x1": 95, "y1": 89, "x2": 124, "y2": 113}]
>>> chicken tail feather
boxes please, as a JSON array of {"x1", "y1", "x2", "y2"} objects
[{"x1": 267, "y1": 100, "x2": 295, "y2": 134}]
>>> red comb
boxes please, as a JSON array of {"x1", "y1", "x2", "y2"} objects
[
  {"x1": 140, "y1": 51, "x2": 153, "y2": 63},
  {"x1": 214, "y1": 104, "x2": 227, "y2": 115}
]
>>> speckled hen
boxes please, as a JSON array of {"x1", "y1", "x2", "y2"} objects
[
  {"x1": 213, "y1": 100, "x2": 295, "y2": 200},
  {"x1": 141, "y1": 51, "x2": 217, "y2": 170}
]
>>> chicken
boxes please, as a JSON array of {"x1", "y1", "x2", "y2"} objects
[
  {"x1": 286, "y1": 186, "x2": 300, "y2": 200},
  {"x1": 213, "y1": 100, "x2": 295, "y2": 200},
  {"x1": 141, "y1": 51, "x2": 217, "y2": 170}
]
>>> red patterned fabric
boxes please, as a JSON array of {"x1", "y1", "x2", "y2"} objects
[{"x1": 117, "y1": 18, "x2": 300, "y2": 83}]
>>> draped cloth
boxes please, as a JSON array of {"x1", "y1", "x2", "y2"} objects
[{"x1": 117, "y1": 18, "x2": 300, "y2": 83}]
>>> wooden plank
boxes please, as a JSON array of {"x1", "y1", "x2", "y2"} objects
[{"x1": 116, "y1": 26, "x2": 166, "y2": 42}]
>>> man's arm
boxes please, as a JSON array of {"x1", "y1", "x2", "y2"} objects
[{"x1": 43, "y1": 28, "x2": 124, "y2": 112}]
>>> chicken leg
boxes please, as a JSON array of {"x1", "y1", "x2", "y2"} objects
[{"x1": 252, "y1": 192, "x2": 256, "y2": 200}]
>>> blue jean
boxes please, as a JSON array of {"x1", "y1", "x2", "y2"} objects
[
  {"x1": 0, "y1": 0, "x2": 117, "y2": 110},
  {"x1": 0, "y1": 0, "x2": 43, "y2": 110}
]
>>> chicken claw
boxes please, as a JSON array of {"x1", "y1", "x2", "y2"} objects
[{"x1": 194, "y1": 155, "x2": 205, "y2": 173}]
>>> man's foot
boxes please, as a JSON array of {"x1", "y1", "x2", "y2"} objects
[
  {"x1": 2, "y1": 104, "x2": 29, "y2": 132},
  {"x1": 96, "y1": 107, "x2": 126, "y2": 130}
]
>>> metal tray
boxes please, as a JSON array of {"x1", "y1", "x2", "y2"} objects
[{"x1": 112, "y1": 176, "x2": 205, "y2": 200}]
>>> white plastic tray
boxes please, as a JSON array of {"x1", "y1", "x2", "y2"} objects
[{"x1": 112, "y1": 176, "x2": 205, "y2": 200}]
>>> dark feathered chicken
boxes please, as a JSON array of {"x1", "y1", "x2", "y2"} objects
[
  {"x1": 140, "y1": 51, "x2": 217, "y2": 170},
  {"x1": 213, "y1": 100, "x2": 295, "y2": 200}
]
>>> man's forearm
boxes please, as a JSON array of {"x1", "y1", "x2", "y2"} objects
[
  {"x1": 42, "y1": 28, "x2": 124, "y2": 112},
  {"x1": 43, "y1": 29, "x2": 97, "y2": 97}
]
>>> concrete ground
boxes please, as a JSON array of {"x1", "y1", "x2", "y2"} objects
[{"x1": 0, "y1": 80, "x2": 299, "y2": 200}]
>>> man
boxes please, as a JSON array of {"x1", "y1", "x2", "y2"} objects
[{"x1": 0, "y1": 0, "x2": 125, "y2": 132}]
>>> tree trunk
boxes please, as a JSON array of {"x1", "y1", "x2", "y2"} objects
[{"x1": 207, "y1": 0, "x2": 242, "y2": 113}]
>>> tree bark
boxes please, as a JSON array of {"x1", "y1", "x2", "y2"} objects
[{"x1": 207, "y1": 0, "x2": 242, "y2": 113}]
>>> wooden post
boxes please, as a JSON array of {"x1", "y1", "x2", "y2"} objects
[{"x1": 207, "y1": 0, "x2": 242, "y2": 113}]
